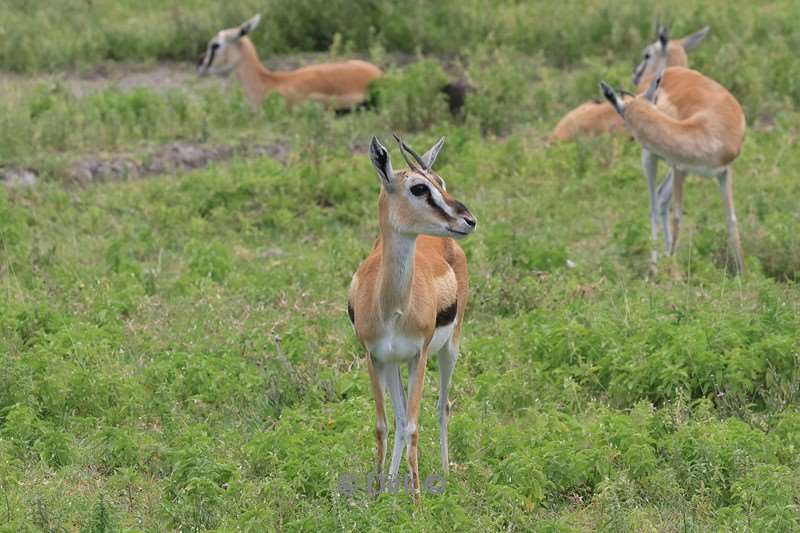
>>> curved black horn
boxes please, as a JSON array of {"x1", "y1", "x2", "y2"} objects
[{"x1": 393, "y1": 134, "x2": 426, "y2": 171}]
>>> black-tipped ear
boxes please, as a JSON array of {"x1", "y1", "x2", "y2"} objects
[
  {"x1": 238, "y1": 14, "x2": 262, "y2": 38},
  {"x1": 644, "y1": 70, "x2": 663, "y2": 102},
  {"x1": 420, "y1": 137, "x2": 445, "y2": 170},
  {"x1": 369, "y1": 136, "x2": 394, "y2": 189},
  {"x1": 681, "y1": 26, "x2": 710, "y2": 51},
  {"x1": 658, "y1": 26, "x2": 669, "y2": 49},
  {"x1": 600, "y1": 81, "x2": 624, "y2": 117}
]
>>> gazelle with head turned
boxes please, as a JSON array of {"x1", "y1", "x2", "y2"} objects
[
  {"x1": 600, "y1": 27, "x2": 746, "y2": 275},
  {"x1": 348, "y1": 135, "x2": 476, "y2": 499},
  {"x1": 550, "y1": 25, "x2": 710, "y2": 142},
  {"x1": 197, "y1": 14, "x2": 383, "y2": 110}
]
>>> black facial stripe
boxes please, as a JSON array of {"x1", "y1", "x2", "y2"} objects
[
  {"x1": 206, "y1": 46, "x2": 217, "y2": 69},
  {"x1": 426, "y1": 193, "x2": 451, "y2": 220},
  {"x1": 451, "y1": 200, "x2": 469, "y2": 215},
  {"x1": 436, "y1": 300, "x2": 457, "y2": 328},
  {"x1": 347, "y1": 301, "x2": 355, "y2": 324}
]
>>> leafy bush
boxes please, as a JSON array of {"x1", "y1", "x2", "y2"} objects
[{"x1": 369, "y1": 59, "x2": 450, "y2": 131}]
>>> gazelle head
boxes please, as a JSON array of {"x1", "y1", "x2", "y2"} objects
[
  {"x1": 196, "y1": 14, "x2": 262, "y2": 76},
  {"x1": 631, "y1": 25, "x2": 710, "y2": 87},
  {"x1": 601, "y1": 70, "x2": 663, "y2": 118},
  {"x1": 369, "y1": 136, "x2": 477, "y2": 239}
]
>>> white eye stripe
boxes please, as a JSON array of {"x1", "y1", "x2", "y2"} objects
[{"x1": 428, "y1": 186, "x2": 455, "y2": 217}]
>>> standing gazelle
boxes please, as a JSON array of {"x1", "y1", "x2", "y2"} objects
[
  {"x1": 348, "y1": 135, "x2": 476, "y2": 498},
  {"x1": 550, "y1": 25, "x2": 710, "y2": 142},
  {"x1": 197, "y1": 14, "x2": 382, "y2": 110},
  {"x1": 600, "y1": 28, "x2": 747, "y2": 274}
]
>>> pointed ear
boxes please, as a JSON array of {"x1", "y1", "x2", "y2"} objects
[
  {"x1": 420, "y1": 137, "x2": 445, "y2": 170},
  {"x1": 681, "y1": 26, "x2": 710, "y2": 51},
  {"x1": 238, "y1": 14, "x2": 262, "y2": 38},
  {"x1": 600, "y1": 81, "x2": 625, "y2": 117},
  {"x1": 644, "y1": 70, "x2": 663, "y2": 102},
  {"x1": 658, "y1": 26, "x2": 670, "y2": 50},
  {"x1": 369, "y1": 136, "x2": 394, "y2": 190}
]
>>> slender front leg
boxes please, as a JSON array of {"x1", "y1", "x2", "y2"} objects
[
  {"x1": 717, "y1": 168, "x2": 746, "y2": 274},
  {"x1": 642, "y1": 149, "x2": 660, "y2": 265},
  {"x1": 367, "y1": 356, "x2": 388, "y2": 477},
  {"x1": 406, "y1": 346, "x2": 430, "y2": 501},
  {"x1": 657, "y1": 169, "x2": 674, "y2": 253},
  {"x1": 383, "y1": 364, "x2": 407, "y2": 482},
  {"x1": 437, "y1": 340, "x2": 458, "y2": 475}
]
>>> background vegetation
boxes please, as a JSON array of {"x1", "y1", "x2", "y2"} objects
[{"x1": 1, "y1": 0, "x2": 800, "y2": 531}]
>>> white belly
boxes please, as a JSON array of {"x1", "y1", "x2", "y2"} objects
[
  {"x1": 368, "y1": 321, "x2": 456, "y2": 364},
  {"x1": 673, "y1": 162, "x2": 725, "y2": 177},
  {"x1": 428, "y1": 321, "x2": 455, "y2": 354},
  {"x1": 648, "y1": 148, "x2": 725, "y2": 177}
]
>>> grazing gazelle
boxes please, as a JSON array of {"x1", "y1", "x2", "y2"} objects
[
  {"x1": 600, "y1": 29, "x2": 747, "y2": 274},
  {"x1": 550, "y1": 25, "x2": 710, "y2": 142},
  {"x1": 348, "y1": 135, "x2": 476, "y2": 498},
  {"x1": 197, "y1": 14, "x2": 382, "y2": 110}
]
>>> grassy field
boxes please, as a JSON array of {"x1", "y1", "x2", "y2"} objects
[{"x1": 2, "y1": 1, "x2": 800, "y2": 531}]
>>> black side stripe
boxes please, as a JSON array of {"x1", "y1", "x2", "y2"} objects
[
  {"x1": 435, "y1": 300, "x2": 457, "y2": 328},
  {"x1": 347, "y1": 301, "x2": 355, "y2": 324}
]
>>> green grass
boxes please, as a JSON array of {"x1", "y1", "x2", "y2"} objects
[
  {"x1": 3, "y1": 1, "x2": 800, "y2": 531},
  {"x1": 2, "y1": 118, "x2": 800, "y2": 529}
]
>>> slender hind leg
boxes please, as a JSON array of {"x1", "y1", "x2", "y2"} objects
[
  {"x1": 669, "y1": 169, "x2": 687, "y2": 256},
  {"x1": 384, "y1": 364, "x2": 408, "y2": 484},
  {"x1": 657, "y1": 169, "x2": 674, "y2": 254},
  {"x1": 717, "y1": 168, "x2": 746, "y2": 274},
  {"x1": 367, "y1": 356, "x2": 388, "y2": 477},
  {"x1": 668, "y1": 169, "x2": 687, "y2": 279},
  {"x1": 437, "y1": 340, "x2": 459, "y2": 475}
]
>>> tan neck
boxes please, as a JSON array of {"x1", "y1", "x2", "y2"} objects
[
  {"x1": 235, "y1": 37, "x2": 282, "y2": 105},
  {"x1": 377, "y1": 203, "x2": 417, "y2": 321}
]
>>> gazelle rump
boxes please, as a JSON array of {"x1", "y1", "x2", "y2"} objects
[
  {"x1": 600, "y1": 31, "x2": 746, "y2": 274},
  {"x1": 550, "y1": 25, "x2": 710, "y2": 142},
  {"x1": 197, "y1": 14, "x2": 382, "y2": 110},
  {"x1": 348, "y1": 135, "x2": 476, "y2": 498}
]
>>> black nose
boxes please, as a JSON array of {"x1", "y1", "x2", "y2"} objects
[{"x1": 464, "y1": 216, "x2": 476, "y2": 228}]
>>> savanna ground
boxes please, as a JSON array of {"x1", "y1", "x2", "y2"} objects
[{"x1": 2, "y1": 1, "x2": 800, "y2": 531}]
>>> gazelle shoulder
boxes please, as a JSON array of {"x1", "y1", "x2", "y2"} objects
[
  {"x1": 660, "y1": 67, "x2": 743, "y2": 118},
  {"x1": 415, "y1": 236, "x2": 464, "y2": 274}
]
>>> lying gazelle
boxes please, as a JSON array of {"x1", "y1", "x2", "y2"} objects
[
  {"x1": 550, "y1": 25, "x2": 710, "y2": 142},
  {"x1": 197, "y1": 14, "x2": 383, "y2": 110},
  {"x1": 348, "y1": 135, "x2": 476, "y2": 498},
  {"x1": 600, "y1": 28, "x2": 746, "y2": 274}
]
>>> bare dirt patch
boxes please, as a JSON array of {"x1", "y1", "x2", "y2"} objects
[{"x1": 1, "y1": 141, "x2": 290, "y2": 188}]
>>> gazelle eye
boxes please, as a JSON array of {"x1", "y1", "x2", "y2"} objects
[
  {"x1": 644, "y1": 52, "x2": 651, "y2": 59},
  {"x1": 211, "y1": 42, "x2": 221, "y2": 50},
  {"x1": 410, "y1": 184, "x2": 429, "y2": 197}
]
